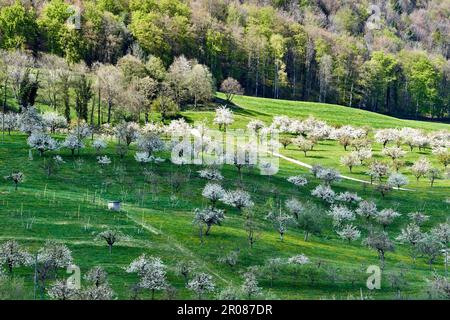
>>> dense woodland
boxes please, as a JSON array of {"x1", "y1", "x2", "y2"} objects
[{"x1": 0, "y1": 0, "x2": 449, "y2": 120}]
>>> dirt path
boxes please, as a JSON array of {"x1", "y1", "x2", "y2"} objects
[{"x1": 271, "y1": 151, "x2": 414, "y2": 192}]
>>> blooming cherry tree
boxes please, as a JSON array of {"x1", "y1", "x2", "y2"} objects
[
  {"x1": 221, "y1": 189, "x2": 254, "y2": 212},
  {"x1": 213, "y1": 106, "x2": 234, "y2": 131},
  {"x1": 411, "y1": 157, "x2": 431, "y2": 181},
  {"x1": 0, "y1": 240, "x2": 32, "y2": 273},
  {"x1": 126, "y1": 254, "x2": 167, "y2": 300},
  {"x1": 376, "y1": 209, "x2": 401, "y2": 230},
  {"x1": 187, "y1": 273, "x2": 215, "y2": 299},
  {"x1": 287, "y1": 175, "x2": 308, "y2": 189},
  {"x1": 387, "y1": 173, "x2": 408, "y2": 189},
  {"x1": 27, "y1": 132, "x2": 59, "y2": 156},
  {"x1": 201, "y1": 183, "x2": 225, "y2": 205},
  {"x1": 337, "y1": 224, "x2": 361, "y2": 243}
]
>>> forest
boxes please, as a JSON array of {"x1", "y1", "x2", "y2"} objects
[{"x1": 0, "y1": 0, "x2": 448, "y2": 120}]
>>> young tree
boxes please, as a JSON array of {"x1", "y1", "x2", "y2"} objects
[
  {"x1": 292, "y1": 136, "x2": 314, "y2": 157},
  {"x1": 285, "y1": 198, "x2": 304, "y2": 220},
  {"x1": 295, "y1": 203, "x2": 324, "y2": 241},
  {"x1": 36, "y1": 241, "x2": 73, "y2": 297},
  {"x1": 218, "y1": 249, "x2": 240, "y2": 269},
  {"x1": 340, "y1": 153, "x2": 360, "y2": 172},
  {"x1": 363, "y1": 231, "x2": 395, "y2": 270},
  {"x1": 408, "y1": 212, "x2": 429, "y2": 226},
  {"x1": 263, "y1": 258, "x2": 284, "y2": 288},
  {"x1": 376, "y1": 209, "x2": 401, "y2": 230},
  {"x1": 27, "y1": 132, "x2": 59, "y2": 156},
  {"x1": 382, "y1": 146, "x2": 406, "y2": 161},
  {"x1": 328, "y1": 205, "x2": 356, "y2": 228},
  {"x1": 0, "y1": 240, "x2": 31, "y2": 273},
  {"x1": 335, "y1": 192, "x2": 362, "y2": 204},
  {"x1": 387, "y1": 173, "x2": 408, "y2": 189},
  {"x1": 417, "y1": 233, "x2": 443, "y2": 269},
  {"x1": 311, "y1": 185, "x2": 336, "y2": 204},
  {"x1": 265, "y1": 209, "x2": 296, "y2": 242},
  {"x1": 411, "y1": 157, "x2": 431, "y2": 181},
  {"x1": 62, "y1": 134, "x2": 84, "y2": 156},
  {"x1": 42, "y1": 112, "x2": 67, "y2": 133},
  {"x1": 241, "y1": 269, "x2": 262, "y2": 299},
  {"x1": 95, "y1": 229, "x2": 126, "y2": 254},
  {"x1": 431, "y1": 223, "x2": 450, "y2": 275},
  {"x1": 115, "y1": 122, "x2": 140, "y2": 146},
  {"x1": 213, "y1": 106, "x2": 234, "y2": 131},
  {"x1": 187, "y1": 273, "x2": 215, "y2": 300},
  {"x1": 4, "y1": 171, "x2": 24, "y2": 191},
  {"x1": 279, "y1": 137, "x2": 292, "y2": 149},
  {"x1": 366, "y1": 161, "x2": 389, "y2": 184},
  {"x1": 287, "y1": 175, "x2": 308, "y2": 189},
  {"x1": 220, "y1": 77, "x2": 243, "y2": 103},
  {"x1": 47, "y1": 280, "x2": 78, "y2": 300},
  {"x1": 193, "y1": 207, "x2": 225, "y2": 237},
  {"x1": 221, "y1": 190, "x2": 254, "y2": 213},
  {"x1": 427, "y1": 168, "x2": 441, "y2": 187},
  {"x1": 315, "y1": 168, "x2": 341, "y2": 185},
  {"x1": 396, "y1": 224, "x2": 424, "y2": 263},
  {"x1": 126, "y1": 254, "x2": 167, "y2": 300},
  {"x1": 337, "y1": 225, "x2": 361, "y2": 243},
  {"x1": 243, "y1": 209, "x2": 259, "y2": 248},
  {"x1": 427, "y1": 273, "x2": 450, "y2": 299},
  {"x1": 175, "y1": 260, "x2": 195, "y2": 285},
  {"x1": 201, "y1": 183, "x2": 225, "y2": 206},
  {"x1": 137, "y1": 133, "x2": 165, "y2": 157},
  {"x1": 356, "y1": 200, "x2": 378, "y2": 222}
]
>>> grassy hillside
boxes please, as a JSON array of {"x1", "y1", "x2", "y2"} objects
[
  {"x1": 182, "y1": 94, "x2": 450, "y2": 131},
  {"x1": 0, "y1": 95, "x2": 449, "y2": 300}
]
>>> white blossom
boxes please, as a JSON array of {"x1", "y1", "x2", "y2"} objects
[
  {"x1": 202, "y1": 183, "x2": 225, "y2": 204},
  {"x1": 387, "y1": 173, "x2": 408, "y2": 189},
  {"x1": 287, "y1": 175, "x2": 308, "y2": 188},
  {"x1": 288, "y1": 254, "x2": 310, "y2": 265},
  {"x1": 97, "y1": 155, "x2": 111, "y2": 166},
  {"x1": 62, "y1": 134, "x2": 84, "y2": 155},
  {"x1": 198, "y1": 168, "x2": 223, "y2": 181},
  {"x1": 47, "y1": 280, "x2": 78, "y2": 300},
  {"x1": 382, "y1": 146, "x2": 406, "y2": 160},
  {"x1": 311, "y1": 185, "x2": 336, "y2": 203},
  {"x1": 0, "y1": 112, "x2": 18, "y2": 134},
  {"x1": 335, "y1": 192, "x2": 361, "y2": 204},
  {"x1": 285, "y1": 198, "x2": 304, "y2": 219},
  {"x1": 411, "y1": 157, "x2": 431, "y2": 181},
  {"x1": 42, "y1": 112, "x2": 67, "y2": 133},
  {"x1": 247, "y1": 120, "x2": 265, "y2": 133},
  {"x1": 221, "y1": 189, "x2": 254, "y2": 210},
  {"x1": 27, "y1": 132, "x2": 59, "y2": 156},
  {"x1": 376, "y1": 209, "x2": 401, "y2": 229},
  {"x1": 213, "y1": 106, "x2": 234, "y2": 130},
  {"x1": 115, "y1": 121, "x2": 140, "y2": 145},
  {"x1": 126, "y1": 254, "x2": 167, "y2": 299},
  {"x1": 328, "y1": 205, "x2": 355, "y2": 227},
  {"x1": 134, "y1": 151, "x2": 153, "y2": 164},
  {"x1": 18, "y1": 106, "x2": 44, "y2": 134},
  {"x1": 187, "y1": 273, "x2": 215, "y2": 299},
  {"x1": 92, "y1": 138, "x2": 107, "y2": 153},
  {"x1": 356, "y1": 200, "x2": 378, "y2": 220},
  {"x1": 0, "y1": 240, "x2": 32, "y2": 273},
  {"x1": 337, "y1": 224, "x2": 361, "y2": 242}
]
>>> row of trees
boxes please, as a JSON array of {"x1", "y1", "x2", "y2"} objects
[
  {"x1": 0, "y1": 0, "x2": 448, "y2": 118},
  {"x1": 0, "y1": 50, "x2": 219, "y2": 125}
]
